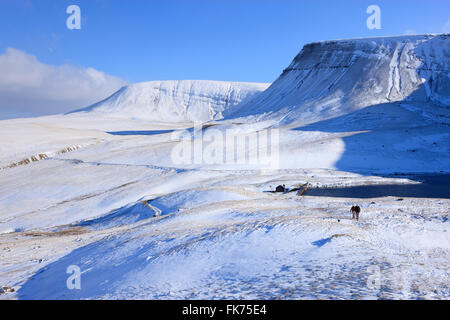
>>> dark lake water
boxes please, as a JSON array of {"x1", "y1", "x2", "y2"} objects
[{"x1": 306, "y1": 174, "x2": 450, "y2": 199}]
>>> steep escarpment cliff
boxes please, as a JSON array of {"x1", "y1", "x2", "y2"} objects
[{"x1": 227, "y1": 34, "x2": 449, "y2": 125}]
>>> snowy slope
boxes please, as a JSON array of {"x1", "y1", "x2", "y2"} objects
[
  {"x1": 1, "y1": 166, "x2": 448, "y2": 299},
  {"x1": 226, "y1": 34, "x2": 449, "y2": 126},
  {"x1": 0, "y1": 35, "x2": 449, "y2": 300},
  {"x1": 71, "y1": 80, "x2": 269, "y2": 123}
]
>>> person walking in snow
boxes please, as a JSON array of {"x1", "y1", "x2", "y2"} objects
[
  {"x1": 355, "y1": 205, "x2": 361, "y2": 220},
  {"x1": 351, "y1": 205, "x2": 361, "y2": 221}
]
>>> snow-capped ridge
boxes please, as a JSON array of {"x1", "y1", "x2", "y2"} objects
[
  {"x1": 227, "y1": 34, "x2": 449, "y2": 125},
  {"x1": 71, "y1": 80, "x2": 270, "y2": 123}
]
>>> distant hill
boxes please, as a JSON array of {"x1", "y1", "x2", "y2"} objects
[{"x1": 70, "y1": 80, "x2": 269, "y2": 123}]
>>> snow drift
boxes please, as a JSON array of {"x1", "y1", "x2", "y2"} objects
[
  {"x1": 226, "y1": 34, "x2": 449, "y2": 125},
  {"x1": 71, "y1": 80, "x2": 269, "y2": 123}
]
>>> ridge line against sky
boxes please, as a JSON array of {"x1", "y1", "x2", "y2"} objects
[{"x1": 0, "y1": 0, "x2": 449, "y2": 119}]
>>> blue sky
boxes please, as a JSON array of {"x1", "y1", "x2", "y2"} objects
[
  {"x1": 0, "y1": 0, "x2": 448, "y2": 119},
  {"x1": 1, "y1": 0, "x2": 449, "y2": 83}
]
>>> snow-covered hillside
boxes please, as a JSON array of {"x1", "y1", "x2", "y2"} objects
[
  {"x1": 0, "y1": 35, "x2": 449, "y2": 300},
  {"x1": 226, "y1": 34, "x2": 449, "y2": 126},
  {"x1": 71, "y1": 80, "x2": 269, "y2": 123}
]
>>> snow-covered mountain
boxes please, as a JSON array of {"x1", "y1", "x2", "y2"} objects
[
  {"x1": 71, "y1": 80, "x2": 269, "y2": 123},
  {"x1": 226, "y1": 34, "x2": 449, "y2": 125},
  {"x1": 69, "y1": 35, "x2": 449, "y2": 127},
  {"x1": 1, "y1": 35, "x2": 449, "y2": 300}
]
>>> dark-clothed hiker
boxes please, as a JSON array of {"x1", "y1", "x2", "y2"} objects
[
  {"x1": 354, "y1": 205, "x2": 361, "y2": 221},
  {"x1": 351, "y1": 205, "x2": 361, "y2": 220}
]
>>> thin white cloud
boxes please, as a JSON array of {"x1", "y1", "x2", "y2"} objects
[
  {"x1": 0, "y1": 48, "x2": 127, "y2": 119},
  {"x1": 403, "y1": 29, "x2": 417, "y2": 35}
]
